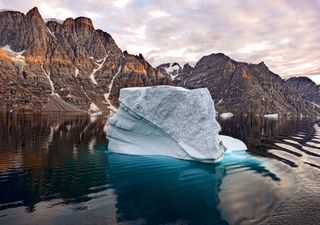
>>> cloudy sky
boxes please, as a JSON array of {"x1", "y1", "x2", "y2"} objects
[{"x1": 1, "y1": 0, "x2": 320, "y2": 83}]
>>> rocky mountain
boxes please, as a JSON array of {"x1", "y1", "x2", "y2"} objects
[
  {"x1": 286, "y1": 77, "x2": 320, "y2": 107},
  {"x1": 174, "y1": 53, "x2": 319, "y2": 116},
  {"x1": 0, "y1": 7, "x2": 318, "y2": 117},
  {"x1": 0, "y1": 7, "x2": 171, "y2": 113}
]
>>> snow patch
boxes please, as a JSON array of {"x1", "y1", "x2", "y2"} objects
[
  {"x1": 47, "y1": 28, "x2": 57, "y2": 41},
  {"x1": 164, "y1": 63, "x2": 181, "y2": 80},
  {"x1": 89, "y1": 102, "x2": 99, "y2": 111},
  {"x1": 81, "y1": 86, "x2": 102, "y2": 116},
  {"x1": 311, "y1": 102, "x2": 320, "y2": 108},
  {"x1": 104, "y1": 64, "x2": 122, "y2": 113},
  {"x1": 1, "y1": 45, "x2": 26, "y2": 69},
  {"x1": 74, "y1": 67, "x2": 79, "y2": 77},
  {"x1": 220, "y1": 112, "x2": 234, "y2": 119},
  {"x1": 41, "y1": 64, "x2": 60, "y2": 97},
  {"x1": 90, "y1": 54, "x2": 108, "y2": 86}
]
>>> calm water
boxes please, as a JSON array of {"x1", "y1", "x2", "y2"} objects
[{"x1": 0, "y1": 113, "x2": 319, "y2": 225}]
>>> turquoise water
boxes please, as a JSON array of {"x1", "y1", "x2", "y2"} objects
[{"x1": 0, "y1": 113, "x2": 319, "y2": 225}]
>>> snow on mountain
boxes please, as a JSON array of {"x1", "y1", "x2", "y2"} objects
[
  {"x1": 1, "y1": 45, "x2": 26, "y2": 67},
  {"x1": 157, "y1": 62, "x2": 181, "y2": 80},
  {"x1": 90, "y1": 54, "x2": 108, "y2": 86}
]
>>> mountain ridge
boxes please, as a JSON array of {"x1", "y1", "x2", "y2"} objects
[
  {"x1": 0, "y1": 7, "x2": 171, "y2": 113},
  {"x1": 0, "y1": 7, "x2": 319, "y2": 116},
  {"x1": 173, "y1": 52, "x2": 319, "y2": 116}
]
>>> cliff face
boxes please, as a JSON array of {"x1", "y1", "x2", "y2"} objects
[
  {"x1": 286, "y1": 77, "x2": 320, "y2": 106},
  {"x1": 174, "y1": 53, "x2": 319, "y2": 116},
  {"x1": 0, "y1": 7, "x2": 171, "y2": 113}
]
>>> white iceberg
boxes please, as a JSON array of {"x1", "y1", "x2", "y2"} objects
[
  {"x1": 106, "y1": 86, "x2": 246, "y2": 163},
  {"x1": 263, "y1": 113, "x2": 278, "y2": 119},
  {"x1": 220, "y1": 135, "x2": 247, "y2": 152},
  {"x1": 220, "y1": 112, "x2": 234, "y2": 119}
]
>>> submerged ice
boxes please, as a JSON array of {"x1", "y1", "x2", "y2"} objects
[{"x1": 106, "y1": 86, "x2": 246, "y2": 163}]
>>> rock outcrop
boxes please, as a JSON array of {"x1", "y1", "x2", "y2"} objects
[
  {"x1": 174, "y1": 53, "x2": 319, "y2": 116},
  {"x1": 0, "y1": 7, "x2": 171, "y2": 113}
]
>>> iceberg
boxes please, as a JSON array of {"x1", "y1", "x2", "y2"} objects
[
  {"x1": 220, "y1": 112, "x2": 234, "y2": 119},
  {"x1": 106, "y1": 86, "x2": 246, "y2": 163},
  {"x1": 263, "y1": 113, "x2": 279, "y2": 119}
]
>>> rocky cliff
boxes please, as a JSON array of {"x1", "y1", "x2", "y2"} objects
[
  {"x1": 173, "y1": 53, "x2": 319, "y2": 116},
  {"x1": 0, "y1": 7, "x2": 171, "y2": 113},
  {"x1": 286, "y1": 77, "x2": 320, "y2": 107}
]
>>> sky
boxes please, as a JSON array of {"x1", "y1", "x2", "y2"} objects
[{"x1": 1, "y1": 0, "x2": 320, "y2": 83}]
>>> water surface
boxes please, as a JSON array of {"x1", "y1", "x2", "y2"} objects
[{"x1": 0, "y1": 113, "x2": 319, "y2": 225}]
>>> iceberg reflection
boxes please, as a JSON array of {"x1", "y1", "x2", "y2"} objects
[{"x1": 107, "y1": 152, "x2": 283, "y2": 225}]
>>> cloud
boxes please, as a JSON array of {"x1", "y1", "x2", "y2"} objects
[
  {"x1": 113, "y1": 0, "x2": 131, "y2": 8},
  {"x1": 238, "y1": 41, "x2": 270, "y2": 54},
  {"x1": 0, "y1": 0, "x2": 319, "y2": 82}
]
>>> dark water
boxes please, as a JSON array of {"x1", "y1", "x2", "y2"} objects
[{"x1": 0, "y1": 113, "x2": 319, "y2": 225}]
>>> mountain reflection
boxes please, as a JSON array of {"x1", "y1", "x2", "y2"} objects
[
  {"x1": 0, "y1": 113, "x2": 108, "y2": 212},
  {"x1": 0, "y1": 113, "x2": 318, "y2": 225}
]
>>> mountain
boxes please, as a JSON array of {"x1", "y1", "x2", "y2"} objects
[
  {"x1": 1, "y1": 7, "x2": 318, "y2": 116},
  {"x1": 174, "y1": 53, "x2": 319, "y2": 116},
  {"x1": 0, "y1": 7, "x2": 171, "y2": 113},
  {"x1": 286, "y1": 77, "x2": 320, "y2": 107}
]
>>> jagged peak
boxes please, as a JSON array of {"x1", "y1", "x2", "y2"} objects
[
  {"x1": 75, "y1": 17, "x2": 93, "y2": 27},
  {"x1": 207, "y1": 52, "x2": 230, "y2": 59},
  {"x1": 198, "y1": 52, "x2": 232, "y2": 64},
  {"x1": 183, "y1": 63, "x2": 193, "y2": 70},
  {"x1": 172, "y1": 62, "x2": 181, "y2": 68},
  {"x1": 63, "y1": 17, "x2": 75, "y2": 26},
  {"x1": 286, "y1": 76, "x2": 317, "y2": 85},
  {"x1": 26, "y1": 7, "x2": 42, "y2": 18},
  {"x1": 253, "y1": 61, "x2": 270, "y2": 71},
  {"x1": 138, "y1": 53, "x2": 145, "y2": 60},
  {"x1": 62, "y1": 16, "x2": 94, "y2": 27}
]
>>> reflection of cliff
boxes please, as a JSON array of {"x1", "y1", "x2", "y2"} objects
[
  {"x1": 107, "y1": 153, "x2": 280, "y2": 225},
  {"x1": 218, "y1": 116, "x2": 315, "y2": 154},
  {"x1": 0, "y1": 113, "x2": 109, "y2": 211}
]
